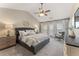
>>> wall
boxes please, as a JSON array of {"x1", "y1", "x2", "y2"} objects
[{"x1": 0, "y1": 8, "x2": 39, "y2": 37}]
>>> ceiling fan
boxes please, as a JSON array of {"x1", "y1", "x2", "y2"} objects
[{"x1": 35, "y1": 3, "x2": 51, "y2": 16}]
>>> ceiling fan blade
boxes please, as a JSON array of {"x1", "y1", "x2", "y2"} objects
[
  {"x1": 45, "y1": 10, "x2": 51, "y2": 12},
  {"x1": 45, "y1": 13, "x2": 47, "y2": 16}
]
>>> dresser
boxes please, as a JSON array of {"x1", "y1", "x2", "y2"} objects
[{"x1": 0, "y1": 36, "x2": 16, "y2": 50}]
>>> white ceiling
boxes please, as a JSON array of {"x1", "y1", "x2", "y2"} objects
[{"x1": 0, "y1": 3, "x2": 76, "y2": 22}]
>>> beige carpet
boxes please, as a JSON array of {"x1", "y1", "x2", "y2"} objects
[{"x1": 0, "y1": 38, "x2": 64, "y2": 56}]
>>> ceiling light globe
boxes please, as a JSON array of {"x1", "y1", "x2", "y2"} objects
[{"x1": 39, "y1": 13, "x2": 44, "y2": 16}]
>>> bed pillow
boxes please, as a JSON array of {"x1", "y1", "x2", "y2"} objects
[
  {"x1": 19, "y1": 31, "x2": 29, "y2": 36},
  {"x1": 19, "y1": 31, "x2": 29, "y2": 40},
  {"x1": 25, "y1": 30, "x2": 35, "y2": 35},
  {"x1": 19, "y1": 31, "x2": 25, "y2": 40},
  {"x1": 19, "y1": 30, "x2": 35, "y2": 37},
  {"x1": 19, "y1": 30, "x2": 35, "y2": 40}
]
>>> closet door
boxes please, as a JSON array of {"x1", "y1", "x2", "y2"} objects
[
  {"x1": 48, "y1": 22, "x2": 56, "y2": 37},
  {"x1": 40, "y1": 22, "x2": 48, "y2": 34}
]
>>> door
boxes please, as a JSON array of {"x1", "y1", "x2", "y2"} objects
[
  {"x1": 48, "y1": 22, "x2": 57, "y2": 37},
  {"x1": 40, "y1": 22, "x2": 48, "y2": 34}
]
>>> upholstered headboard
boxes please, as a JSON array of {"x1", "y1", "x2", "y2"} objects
[{"x1": 15, "y1": 27, "x2": 34, "y2": 41}]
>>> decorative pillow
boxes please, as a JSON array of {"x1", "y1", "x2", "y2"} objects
[
  {"x1": 19, "y1": 31, "x2": 25, "y2": 40},
  {"x1": 19, "y1": 31, "x2": 24, "y2": 36}
]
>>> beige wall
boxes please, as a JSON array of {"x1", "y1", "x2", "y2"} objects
[{"x1": 0, "y1": 8, "x2": 39, "y2": 37}]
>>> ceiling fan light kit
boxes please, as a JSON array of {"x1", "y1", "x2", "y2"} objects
[{"x1": 39, "y1": 13, "x2": 45, "y2": 16}]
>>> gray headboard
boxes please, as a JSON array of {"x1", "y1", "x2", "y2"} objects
[{"x1": 15, "y1": 27, "x2": 34, "y2": 41}]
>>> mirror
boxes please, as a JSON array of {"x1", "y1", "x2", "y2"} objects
[{"x1": 74, "y1": 8, "x2": 79, "y2": 29}]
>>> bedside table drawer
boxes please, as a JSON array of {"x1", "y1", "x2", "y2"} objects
[
  {"x1": 0, "y1": 36, "x2": 16, "y2": 50},
  {"x1": 0, "y1": 38, "x2": 8, "y2": 45},
  {"x1": 0, "y1": 39, "x2": 8, "y2": 49},
  {"x1": 0, "y1": 44, "x2": 9, "y2": 49},
  {"x1": 7, "y1": 39, "x2": 16, "y2": 45}
]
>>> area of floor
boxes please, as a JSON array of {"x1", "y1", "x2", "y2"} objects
[
  {"x1": 0, "y1": 38, "x2": 64, "y2": 56},
  {"x1": 66, "y1": 45, "x2": 79, "y2": 56}
]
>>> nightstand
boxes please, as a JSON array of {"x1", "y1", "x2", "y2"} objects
[{"x1": 0, "y1": 36, "x2": 16, "y2": 50}]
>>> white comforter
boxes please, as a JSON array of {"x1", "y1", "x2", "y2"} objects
[{"x1": 20, "y1": 33, "x2": 49, "y2": 47}]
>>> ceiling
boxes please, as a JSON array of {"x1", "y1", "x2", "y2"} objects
[{"x1": 0, "y1": 3, "x2": 76, "y2": 22}]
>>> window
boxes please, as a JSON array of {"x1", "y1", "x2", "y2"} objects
[
  {"x1": 74, "y1": 8, "x2": 79, "y2": 29},
  {"x1": 76, "y1": 21, "x2": 79, "y2": 28}
]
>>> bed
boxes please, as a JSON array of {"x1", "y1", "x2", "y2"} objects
[{"x1": 15, "y1": 28, "x2": 50, "y2": 54}]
